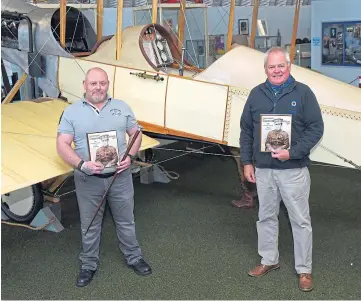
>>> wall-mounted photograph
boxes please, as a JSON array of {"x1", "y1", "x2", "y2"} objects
[
  {"x1": 238, "y1": 19, "x2": 249, "y2": 35},
  {"x1": 209, "y1": 35, "x2": 225, "y2": 56}
]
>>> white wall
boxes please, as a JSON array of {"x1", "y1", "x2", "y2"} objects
[{"x1": 311, "y1": 0, "x2": 361, "y2": 86}]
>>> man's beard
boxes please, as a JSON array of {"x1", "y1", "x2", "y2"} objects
[{"x1": 88, "y1": 92, "x2": 106, "y2": 103}]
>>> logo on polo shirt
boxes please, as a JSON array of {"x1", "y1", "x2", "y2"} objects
[{"x1": 110, "y1": 109, "x2": 122, "y2": 116}]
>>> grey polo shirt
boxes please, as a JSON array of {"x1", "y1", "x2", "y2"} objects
[{"x1": 58, "y1": 96, "x2": 139, "y2": 173}]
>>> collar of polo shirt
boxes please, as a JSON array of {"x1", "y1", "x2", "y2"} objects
[
  {"x1": 81, "y1": 94, "x2": 112, "y2": 105},
  {"x1": 81, "y1": 94, "x2": 112, "y2": 114}
]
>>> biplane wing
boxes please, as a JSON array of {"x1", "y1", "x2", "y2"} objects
[
  {"x1": 194, "y1": 45, "x2": 361, "y2": 170},
  {"x1": 1, "y1": 98, "x2": 160, "y2": 195}
]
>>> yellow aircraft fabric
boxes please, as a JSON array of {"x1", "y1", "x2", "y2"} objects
[{"x1": 1, "y1": 99, "x2": 159, "y2": 195}]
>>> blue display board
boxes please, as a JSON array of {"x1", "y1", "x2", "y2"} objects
[{"x1": 322, "y1": 21, "x2": 361, "y2": 67}]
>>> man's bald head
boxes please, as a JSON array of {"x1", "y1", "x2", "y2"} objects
[
  {"x1": 83, "y1": 67, "x2": 109, "y2": 104},
  {"x1": 84, "y1": 67, "x2": 109, "y2": 83}
]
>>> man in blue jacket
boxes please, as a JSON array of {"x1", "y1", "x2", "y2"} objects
[{"x1": 240, "y1": 47, "x2": 324, "y2": 292}]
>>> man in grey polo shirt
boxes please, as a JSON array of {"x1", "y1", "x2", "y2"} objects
[{"x1": 57, "y1": 67, "x2": 152, "y2": 288}]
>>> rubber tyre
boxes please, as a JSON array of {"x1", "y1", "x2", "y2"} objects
[{"x1": 1, "y1": 184, "x2": 44, "y2": 223}]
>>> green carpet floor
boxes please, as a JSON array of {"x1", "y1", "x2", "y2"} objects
[{"x1": 1, "y1": 143, "x2": 360, "y2": 300}]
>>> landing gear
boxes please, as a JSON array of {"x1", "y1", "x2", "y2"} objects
[
  {"x1": 144, "y1": 148, "x2": 155, "y2": 162},
  {"x1": 1, "y1": 184, "x2": 44, "y2": 223}
]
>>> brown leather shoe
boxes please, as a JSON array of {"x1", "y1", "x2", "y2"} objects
[
  {"x1": 299, "y1": 273, "x2": 314, "y2": 292},
  {"x1": 231, "y1": 191, "x2": 255, "y2": 209},
  {"x1": 248, "y1": 264, "x2": 280, "y2": 277}
]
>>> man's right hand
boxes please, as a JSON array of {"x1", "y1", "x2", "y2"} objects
[
  {"x1": 80, "y1": 161, "x2": 104, "y2": 175},
  {"x1": 244, "y1": 164, "x2": 256, "y2": 183}
]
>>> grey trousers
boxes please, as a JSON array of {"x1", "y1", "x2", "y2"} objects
[
  {"x1": 255, "y1": 167, "x2": 312, "y2": 274},
  {"x1": 74, "y1": 168, "x2": 143, "y2": 271}
]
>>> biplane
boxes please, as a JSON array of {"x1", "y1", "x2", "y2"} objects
[{"x1": 1, "y1": 0, "x2": 360, "y2": 224}]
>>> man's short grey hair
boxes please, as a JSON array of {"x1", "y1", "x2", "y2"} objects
[{"x1": 264, "y1": 47, "x2": 291, "y2": 68}]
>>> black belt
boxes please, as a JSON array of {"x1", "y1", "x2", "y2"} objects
[{"x1": 92, "y1": 172, "x2": 115, "y2": 178}]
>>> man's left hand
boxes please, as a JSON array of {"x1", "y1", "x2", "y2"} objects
[
  {"x1": 116, "y1": 155, "x2": 132, "y2": 174},
  {"x1": 271, "y1": 149, "x2": 290, "y2": 161}
]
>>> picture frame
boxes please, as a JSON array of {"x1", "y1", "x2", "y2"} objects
[
  {"x1": 238, "y1": 19, "x2": 249, "y2": 35},
  {"x1": 86, "y1": 130, "x2": 119, "y2": 168},
  {"x1": 209, "y1": 35, "x2": 225, "y2": 56},
  {"x1": 321, "y1": 20, "x2": 361, "y2": 67},
  {"x1": 260, "y1": 114, "x2": 292, "y2": 153}
]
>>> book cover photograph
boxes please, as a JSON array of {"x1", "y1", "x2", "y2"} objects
[
  {"x1": 260, "y1": 115, "x2": 292, "y2": 152},
  {"x1": 87, "y1": 130, "x2": 119, "y2": 168}
]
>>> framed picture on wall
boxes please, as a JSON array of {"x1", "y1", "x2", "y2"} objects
[
  {"x1": 322, "y1": 20, "x2": 361, "y2": 67},
  {"x1": 238, "y1": 19, "x2": 249, "y2": 35},
  {"x1": 209, "y1": 35, "x2": 225, "y2": 56}
]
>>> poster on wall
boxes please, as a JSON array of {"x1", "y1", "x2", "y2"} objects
[
  {"x1": 209, "y1": 35, "x2": 225, "y2": 56},
  {"x1": 322, "y1": 21, "x2": 361, "y2": 67},
  {"x1": 238, "y1": 19, "x2": 249, "y2": 35}
]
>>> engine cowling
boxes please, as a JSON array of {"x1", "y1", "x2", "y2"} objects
[{"x1": 1, "y1": 0, "x2": 96, "y2": 57}]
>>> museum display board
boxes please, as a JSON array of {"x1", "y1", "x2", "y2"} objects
[{"x1": 322, "y1": 20, "x2": 361, "y2": 67}]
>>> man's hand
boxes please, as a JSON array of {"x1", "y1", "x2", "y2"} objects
[
  {"x1": 116, "y1": 155, "x2": 132, "y2": 174},
  {"x1": 244, "y1": 164, "x2": 256, "y2": 183},
  {"x1": 81, "y1": 161, "x2": 104, "y2": 175},
  {"x1": 266, "y1": 143, "x2": 276, "y2": 152},
  {"x1": 271, "y1": 149, "x2": 290, "y2": 161}
]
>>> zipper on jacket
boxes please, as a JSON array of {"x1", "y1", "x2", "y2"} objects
[{"x1": 262, "y1": 79, "x2": 297, "y2": 114}]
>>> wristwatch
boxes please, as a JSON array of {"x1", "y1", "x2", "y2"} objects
[
  {"x1": 77, "y1": 160, "x2": 84, "y2": 170},
  {"x1": 128, "y1": 154, "x2": 136, "y2": 162}
]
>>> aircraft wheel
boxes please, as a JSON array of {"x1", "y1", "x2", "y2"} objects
[{"x1": 1, "y1": 184, "x2": 44, "y2": 223}]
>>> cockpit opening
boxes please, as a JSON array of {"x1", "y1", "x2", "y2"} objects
[{"x1": 50, "y1": 6, "x2": 96, "y2": 53}]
